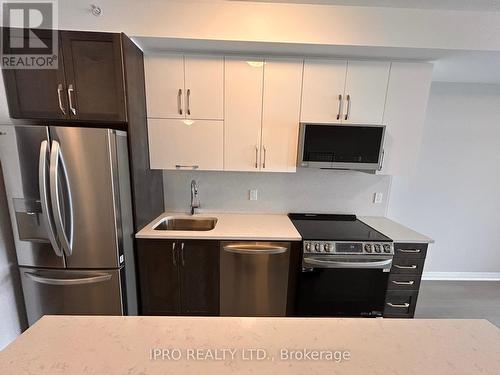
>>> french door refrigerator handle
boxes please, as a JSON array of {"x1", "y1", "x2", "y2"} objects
[
  {"x1": 38, "y1": 140, "x2": 63, "y2": 257},
  {"x1": 24, "y1": 271, "x2": 112, "y2": 286},
  {"x1": 49, "y1": 140, "x2": 74, "y2": 257}
]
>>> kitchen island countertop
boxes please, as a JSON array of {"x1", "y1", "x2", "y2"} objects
[{"x1": 1, "y1": 315, "x2": 499, "y2": 374}]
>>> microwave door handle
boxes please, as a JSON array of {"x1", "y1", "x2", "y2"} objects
[
  {"x1": 49, "y1": 140, "x2": 74, "y2": 257},
  {"x1": 38, "y1": 141, "x2": 63, "y2": 257},
  {"x1": 303, "y1": 257, "x2": 392, "y2": 270}
]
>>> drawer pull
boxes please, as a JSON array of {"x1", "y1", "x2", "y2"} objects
[
  {"x1": 387, "y1": 302, "x2": 410, "y2": 308},
  {"x1": 398, "y1": 249, "x2": 421, "y2": 253},
  {"x1": 175, "y1": 165, "x2": 199, "y2": 170},
  {"x1": 394, "y1": 264, "x2": 417, "y2": 269},
  {"x1": 392, "y1": 280, "x2": 414, "y2": 285}
]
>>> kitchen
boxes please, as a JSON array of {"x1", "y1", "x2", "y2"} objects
[{"x1": 1, "y1": 1, "x2": 500, "y2": 374}]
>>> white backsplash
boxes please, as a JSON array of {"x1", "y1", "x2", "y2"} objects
[{"x1": 163, "y1": 169, "x2": 391, "y2": 216}]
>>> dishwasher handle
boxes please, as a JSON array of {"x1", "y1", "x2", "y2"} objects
[{"x1": 223, "y1": 244, "x2": 288, "y2": 255}]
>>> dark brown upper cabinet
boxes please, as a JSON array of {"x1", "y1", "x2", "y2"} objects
[{"x1": 2, "y1": 30, "x2": 127, "y2": 123}]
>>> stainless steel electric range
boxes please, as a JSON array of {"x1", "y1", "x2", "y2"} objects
[{"x1": 288, "y1": 213, "x2": 394, "y2": 317}]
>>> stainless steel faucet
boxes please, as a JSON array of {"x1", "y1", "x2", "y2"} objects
[{"x1": 190, "y1": 179, "x2": 200, "y2": 215}]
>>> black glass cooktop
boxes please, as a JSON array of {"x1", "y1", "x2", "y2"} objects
[{"x1": 288, "y1": 213, "x2": 392, "y2": 242}]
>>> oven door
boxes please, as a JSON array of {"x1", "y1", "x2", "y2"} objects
[{"x1": 296, "y1": 255, "x2": 392, "y2": 317}]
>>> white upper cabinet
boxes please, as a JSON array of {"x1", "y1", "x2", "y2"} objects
[
  {"x1": 261, "y1": 58, "x2": 303, "y2": 173},
  {"x1": 379, "y1": 62, "x2": 433, "y2": 176},
  {"x1": 301, "y1": 59, "x2": 390, "y2": 125},
  {"x1": 148, "y1": 118, "x2": 224, "y2": 171},
  {"x1": 300, "y1": 59, "x2": 347, "y2": 123},
  {"x1": 224, "y1": 58, "x2": 264, "y2": 171},
  {"x1": 343, "y1": 61, "x2": 391, "y2": 124},
  {"x1": 145, "y1": 54, "x2": 185, "y2": 119},
  {"x1": 144, "y1": 54, "x2": 224, "y2": 120},
  {"x1": 184, "y1": 55, "x2": 224, "y2": 120}
]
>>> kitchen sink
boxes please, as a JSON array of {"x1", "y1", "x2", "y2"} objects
[{"x1": 153, "y1": 217, "x2": 218, "y2": 231}]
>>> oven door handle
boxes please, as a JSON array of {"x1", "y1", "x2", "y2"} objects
[{"x1": 303, "y1": 257, "x2": 393, "y2": 270}]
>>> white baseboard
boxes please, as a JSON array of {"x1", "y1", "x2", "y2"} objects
[{"x1": 422, "y1": 272, "x2": 500, "y2": 281}]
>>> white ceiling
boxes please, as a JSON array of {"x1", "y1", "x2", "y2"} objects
[{"x1": 230, "y1": 0, "x2": 500, "y2": 12}]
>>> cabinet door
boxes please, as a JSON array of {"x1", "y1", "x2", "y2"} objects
[
  {"x1": 224, "y1": 58, "x2": 264, "y2": 171},
  {"x1": 144, "y1": 54, "x2": 185, "y2": 119},
  {"x1": 300, "y1": 59, "x2": 346, "y2": 124},
  {"x1": 2, "y1": 30, "x2": 68, "y2": 120},
  {"x1": 184, "y1": 55, "x2": 223, "y2": 120},
  {"x1": 61, "y1": 31, "x2": 126, "y2": 122},
  {"x1": 148, "y1": 118, "x2": 223, "y2": 170},
  {"x1": 136, "y1": 240, "x2": 181, "y2": 315},
  {"x1": 261, "y1": 59, "x2": 303, "y2": 172},
  {"x1": 343, "y1": 61, "x2": 390, "y2": 124},
  {"x1": 179, "y1": 240, "x2": 219, "y2": 315},
  {"x1": 379, "y1": 63, "x2": 433, "y2": 175}
]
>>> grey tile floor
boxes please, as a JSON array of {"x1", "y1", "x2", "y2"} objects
[{"x1": 415, "y1": 280, "x2": 500, "y2": 328}]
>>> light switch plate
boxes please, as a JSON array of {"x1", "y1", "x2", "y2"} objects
[
  {"x1": 249, "y1": 189, "x2": 258, "y2": 201},
  {"x1": 373, "y1": 192, "x2": 383, "y2": 204}
]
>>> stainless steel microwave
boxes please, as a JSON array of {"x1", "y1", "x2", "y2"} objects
[{"x1": 297, "y1": 123, "x2": 386, "y2": 171}]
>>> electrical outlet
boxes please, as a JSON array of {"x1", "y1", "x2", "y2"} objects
[
  {"x1": 373, "y1": 192, "x2": 383, "y2": 204},
  {"x1": 249, "y1": 189, "x2": 258, "y2": 201}
]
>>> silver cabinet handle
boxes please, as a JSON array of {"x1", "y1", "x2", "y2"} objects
[
  {"x1": 177, "y1": 89, "x2": 183, "y2": 115},
  {"x1": 262, "y1": 146, "x2": 267, "y2": 169},
  {"x1": 304, "y1": 257, "x2": 392, "y2": 270},
  {"x1": 336, "y1": 94, "x2": 342, "y2": 120},
  {"x1": 255, "y1": 145, "x2": 258, "y2": 169},
  {"x1": 49, "y1": 140, "x2": 74, "y2": 257},
  {"x1": 172, "y1": 242, "x2": 177, "y2": 266},
  {"x1": 175, "y1": 165, "x2": 199, "y2": 170},
  {"x1": 186, "y1": 89, "x2": 191, "y2": 115},
  {"x1": 344, "y1": 94, "x2": 351, "y2": 120},
  {"x1": 394, "y1": 264, "x2": 417, "y2": 269},
  {"x1": 67, "y1": 84, "x2": 77, "y2": 116},
  {"x1": 392, "y1": 280, "x2": 415, "y2": 285},
  {"x1": 181, "y1": 242, "x2": 185, "y2": 266},
  {"x1": 386, "y1": 302, "x2": 410, "y2": 308},
  {"x1": 223, "y1": 244, "x2": 288, "y2": 255},
  {"x1": 398, "y1": 249, "x2": 421, "y2": 253},
  {"x1": 25, "y1": 271, "x2": 111, "y2": 286},
  {"x1": 57, "y1": 84, "x2": 66, "y2": 115},
  {"x1": 38, "y1": 140, "x2": 63, "y2": 257}
]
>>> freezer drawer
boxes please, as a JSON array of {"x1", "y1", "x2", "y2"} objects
[
  {"x1": 220, "y1": 242, "x2": 290, "y2": 317},
  {"x1": 20, "y1": 267, "x2": 125, "y2": 326}
]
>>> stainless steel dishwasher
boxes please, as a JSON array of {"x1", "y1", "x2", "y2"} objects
[{"x1": 220, "y1": 242, "x2": 290, "y2": 316}]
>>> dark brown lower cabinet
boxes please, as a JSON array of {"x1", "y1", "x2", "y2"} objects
[
  {"x1": 137, "y1": 239, "x2": 219, "y2": 316},
  {"x1": 384, "y1": 242, "x2": 429, "y2": 318}
]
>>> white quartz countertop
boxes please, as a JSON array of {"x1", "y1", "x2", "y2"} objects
[
  {"x1": 135, "y1": 212, "x2": 302, "y2": 241},
  {"x1": 1, "y1": 316, "x2": 499, "y2": 374},
  {"x1": 360, "y1": 216, "x2": 434, "y2": 243}
]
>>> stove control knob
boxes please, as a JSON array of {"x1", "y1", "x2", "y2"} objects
[
  {"x1": 364, "y1": 244, "x2": 372, "y2": 253},
  {"x1": 305, "y1": 243, "x2": 311, "y2": 252},
  {"x1": 315, "y1": 243, "x2": 321, "y2": 252},
  {"x1": 324, "y1": 243, "x2": 331, "y2": 252},
  {"x1": 383, "y1": 244, "x2": 392, "y2": 253},
  {"x1": 374, "y1": 244, "x2": 381, "y2": 253}
]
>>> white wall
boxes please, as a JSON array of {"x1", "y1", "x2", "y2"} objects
[
  {"x1": 163, "y1": 169, "x2": 391, "y2": 216},
  {"x1": 388, "y1": 82, "x2": 500, "y2": 275},
  {"x1": 51, "y1": 0, "x2": 500, "y2": 52}
]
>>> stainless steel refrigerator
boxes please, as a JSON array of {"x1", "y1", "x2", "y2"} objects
[{"x1": 0, "y1": 125, "x2": 137, "y2": 326}]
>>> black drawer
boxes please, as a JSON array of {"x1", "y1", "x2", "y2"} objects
[
  {"x1": 387, "y1": 273, "x2": 421, "y2": 291},
  {"x1": 391, "y1": 257, "x2": 425, "y2": 275},
  {"x1": 384, "y1": 290, "x2": 419, "y2": 318},
  {"x1": 394, "y1": 243, "x2": 428, "y2": 259}
]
